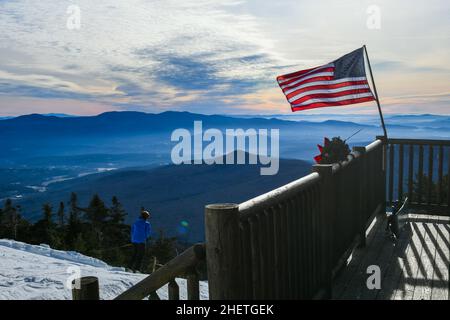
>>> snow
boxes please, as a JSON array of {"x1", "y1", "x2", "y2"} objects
[{"x1": 0, "y1": 239, "x2": 209, "y2": 300}]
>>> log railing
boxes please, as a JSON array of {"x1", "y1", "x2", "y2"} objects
[
  {"x1": 205, "y1": 139, "x2": 385, "y2": 299},
  {"x1": 380, "y1": 137, "x2": 450, "y2": 215},
  {"x1": 79, "y1": 137, "x2": 450, "y2": 300},
  {"x1": 108, "y1": 243, "x2": 204, "y2": 300},
  {"x1": 74, "y1": 244, "x2": 205, "y2": 300}
]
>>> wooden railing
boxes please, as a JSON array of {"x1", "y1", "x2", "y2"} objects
[
  {"x1": 205, "y1": 139, "x2": 385, "y2": 299},
  {"x1": 70, "y1": 243, "x2": 205, "y2": 300},
  {"x1": 75, "y1": 137, "x2": 449, "y2": 300},
  {"x1": 113, "y1": 243, "x2": 205, "y2": 300},
  {"x1": 380, "y1": 137, "x2": 450, "y2": 215}
]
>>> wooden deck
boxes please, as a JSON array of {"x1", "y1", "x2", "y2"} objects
[{"x1": 332, "y1": 213, "x2": 450, "y2": 300}]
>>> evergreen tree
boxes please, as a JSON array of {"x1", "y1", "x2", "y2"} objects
[
  {"x1": 86, "y1": 194, "x2": 109, "y2": 226},
  {"x1": 82, "y1": 194, "x2": 110, "y2": 253},
  {"x1": 57, "y1": 202, "x2": 65, "y2": 228},
  {"x1": 101, "y1": 196, "x2": 129, "y2": 264},
  {"x1": 0, "y1": 200, "x2": 31, "y2": 242},
  {"x1": 1, "y1": 199, "x2": 21, "y2": 240},
  {"x1": 31, "y1": 203, "x2": 61, "y2": 247},
  {"x1": 43, "y1": 203, "x2": 52, "y2": 224},
  {"x1": 69, "y1": 192, "x2": 81, "y2": 222},
  {"x1": 73, "y1": 233, "x2": 87, "y2": 252},
  {"x1": 0, "y1": 193, "x2": 178, "y2": 271},
  {"x1": 66, "y1": 192, "x2": 82, "y2": 248},
  {"x1": 110, "y1": 196, "x2": 126, "y2": 224}
]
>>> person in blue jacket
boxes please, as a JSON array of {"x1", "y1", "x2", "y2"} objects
[{"x1": 129, "y1": 209, "x2": 152, "y2": 272}]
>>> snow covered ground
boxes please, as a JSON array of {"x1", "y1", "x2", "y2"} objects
[{"x1": 0, "y1": 239, "x2": 209, "y2": 300}]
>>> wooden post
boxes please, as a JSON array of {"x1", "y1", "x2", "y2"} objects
[
  {"x1": 72, "y1": 276, "x2": 100, "y2": 300},
  {"x1": 205, "y1": 203, "x2": 242, "y2": 300},
  {"x1": 398, "y1": 144, "x2": 404, "y2": 200},
  {"x1": 312, "y1": 164, "x2": 334, "y2": 300},
  {"x1": 376, "y1": 135, "x2": 388, "y2": 210},
  {"x1": 152, "y1": 256, "x2": 158, "y2": 273},
  {"x1": 427, "y1": 145, "x2": 434, "y2": 205},
  {"x1": 148, "y1": 291, "x2": 160, "y2": 300},
  {"x1": 418, "y1": 145, "x2": 424, "y2": 204},
  {"x1": 388, "y1": 144, "x2": 395, "y2": 205},
  {"x1": 187, "y1": 269, "x2": 200, "y2": 300},
  {"x1": 437, "y1": 145, "x2": 443, "y2": 205},
  {"x1": 168, "y1": 279, "x2": 179, "y2": 300},
  {"x1": 408, "y1": 144, "x2": 414, "y2": 201},
  {"x1": 353, "y1": 146, "x2": 367, "y2": 248},
  {"x1": 447, "y1": 149, "x2": 450, "y2": 214}
]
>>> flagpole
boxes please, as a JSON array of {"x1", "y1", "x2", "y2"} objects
[{"x1": 363, "y1": 45, "x2": 388, "y2": 139}]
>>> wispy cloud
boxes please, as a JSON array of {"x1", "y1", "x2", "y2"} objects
[{"x1": 0, "y1": 0, "x2": 449, "y2": 115}]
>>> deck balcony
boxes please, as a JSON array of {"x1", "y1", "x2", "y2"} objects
[{"x1": 93, "y1": 137, "x2": 450, "y2": 300}]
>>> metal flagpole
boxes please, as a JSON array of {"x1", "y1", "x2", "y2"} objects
[{"x1": 363, "y1": 45, "x2": 388, "y2": 139}]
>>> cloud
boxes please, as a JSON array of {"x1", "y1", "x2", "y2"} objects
[
  {"x1": 0, "y1": 96, "x2": 114, "y2": 116},
  {"x1": 373, "y1": 60, "x2": 450, "y2": 74},
  {"x1": 0, "y1": 0, "x2": 280, "y2": 110},
  {"x1": 0, "y1": 0, "x2": 449, "y2": 115}
]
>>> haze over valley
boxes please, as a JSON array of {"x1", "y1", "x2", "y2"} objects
[{"x1": 1, "y1": 111, "x2": 449, "y2": 241}]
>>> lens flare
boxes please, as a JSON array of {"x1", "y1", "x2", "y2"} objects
[{"x1": 181, "y1": 220, "x2": 189, "y2": 227}]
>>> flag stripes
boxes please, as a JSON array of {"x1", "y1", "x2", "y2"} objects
[
  {"x1": 287, "y1": 84, "x2": 371, "y2": 103},
  {"x1": 291, "y1": 93, "x2": 375, "y2": 111},
  {"x1": 277, "y1": 48, "x2": 376, "y2": 112},
  {"x1": 283, "y1": 77, "x2": 368, "y2": 96}
]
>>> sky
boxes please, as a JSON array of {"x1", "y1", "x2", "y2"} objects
[{"x1": 0, "y1": 0, "x2": 449, "y2": 116}]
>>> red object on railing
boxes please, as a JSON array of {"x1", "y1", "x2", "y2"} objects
[{"x1": 314, "y1": 137, "x2": 330, "y2": 164}]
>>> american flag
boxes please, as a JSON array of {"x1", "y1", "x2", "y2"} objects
[{"x1": 277, "y1": 47, "x2": 376, "y2": 112}]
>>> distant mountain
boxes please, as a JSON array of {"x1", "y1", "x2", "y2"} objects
[
  {"x1": 318, "y1": 120, "x2": 367, "y2": 127},
  {"x1": 16, "y1": 155, "x2": 313, "y2": 242},
  {"x1": 42, "y1": 113, "x2": 76, "y2": 118},
  {"x1": 0, "y1": 113, "x2": 75, "y2": 120},
  {"x1": 423, "y1": 119, "x2": 450, "y2": 128},
  {"x1": 386, "y1": 114, "x2": 450, "y2": 121},
  {"x1": 230, "y1": 113, "x2": 450, "y2": 124},
  {"x1": 0, "y1": 110, "x2": 372, "y2": 136},
  {"x1": 0, "y1": 110, "x2": 380, "y2": 163},
  {"x1": 0, "y1": 111, "x2": 281, "y2": 135},
  {"x1": 2, "y1": 110, "x2": 449, "y2": 168},
  {"x1": 385, "y1": 114, "x2": 450, "y2": 128}
]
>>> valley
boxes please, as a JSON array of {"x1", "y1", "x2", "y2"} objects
[{"x1": 1, "y1": 111, "x2": 449, "y2": 242}]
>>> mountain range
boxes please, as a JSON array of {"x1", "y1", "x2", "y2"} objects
[
  {"x1": 16, "y1": 155, "x2": 313, "y2": 242},
  {"x1": 1, "y1": 111, "x2": 449, "y2": 242},
  {"x1": 0, "y1": 111, "x2": 381, "y2": 165}
]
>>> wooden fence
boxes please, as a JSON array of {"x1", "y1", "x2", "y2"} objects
[
  {"x1": 205, "y1": 139, "x2": 385, "y2": 299},
  {"x1": 78, "y1": 137, "x2": 450, "y2": 300},
  {"x1": 114, "y1": 243, "x2": 205, "y2": 300},
  {"x1": 73, "y1": 243, "x2": 206, "y2": 300},
  {"x1": 381, "y1": 137, "x2": 450, "y2": 215}
]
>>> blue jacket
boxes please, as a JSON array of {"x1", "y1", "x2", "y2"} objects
[{"x1": 131, "y1": 218, "x2": 152, "y2": 244}]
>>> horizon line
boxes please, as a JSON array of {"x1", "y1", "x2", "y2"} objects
[{"x1": 1, "y1": 110, "x2": 450, "y2": 119}]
